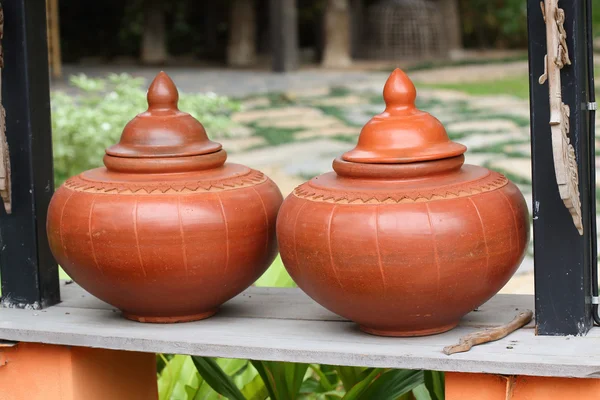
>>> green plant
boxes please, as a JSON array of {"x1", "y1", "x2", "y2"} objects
[
  {"x1": 157, "y1": 354, "x2": 445, "y2": 400},
  {"x1": 50, "y1": 73, "x2": 241, "y2": 185}
]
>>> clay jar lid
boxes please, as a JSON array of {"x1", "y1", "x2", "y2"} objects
[
  {"x1": 333, "y1": 69, "x2": 467, "y2": 179},
  {"x1": 104, "y1": 72, "x2": 225, "y2": 174}
]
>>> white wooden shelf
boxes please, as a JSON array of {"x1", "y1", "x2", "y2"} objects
[{"x1": 1, "y1": 282, "x2": 599, "y2": 379}]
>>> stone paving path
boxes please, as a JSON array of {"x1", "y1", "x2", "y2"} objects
[{"x1": 54, "y1": 62, "x2": 598, "y2": 295}]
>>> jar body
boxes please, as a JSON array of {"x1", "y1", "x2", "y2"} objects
[
  {"x1": 47, "y1": 164, "x2": 282, "y2": 322},
  {"x1": 277, "y1": 166, "x2": 529, "y2": 336}
]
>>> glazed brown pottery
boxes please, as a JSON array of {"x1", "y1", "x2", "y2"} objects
[
  {"x1": 47, "y1": 72, "x2": 283, "y2": 323},
  {"x1": 276, "y1": 69, "x2": 529, "y2": 336}
]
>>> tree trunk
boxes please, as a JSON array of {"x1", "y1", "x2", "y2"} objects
[
  {"x1": 269, "y1": 0, "x2": 299, "y2": 72},
  {"x1": 228, "y1": 0, "x2": 257, "y2": 67},
  {"x1": 141, "y1": 0, "x2": 167, "y2": 65},
  {"x1": 439, "y1": 0, "x2": 462, "y2": 57},
  {"x1": 322, "y1": 0, "x2": 352, "y2": 68}
]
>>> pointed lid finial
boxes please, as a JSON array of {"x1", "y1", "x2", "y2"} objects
[
  {"x1": 147, "y1": 71, "x2": 179, "y2": 111},
  {"x1": 382, "y1": 68, "x2": 417, "y2": 110},
  {"x1": 105, "y1": 71, "x2": 222, "y2": 160},
  {"x1": 341, "y1": 68, "x2": 466, "y2": 164}
]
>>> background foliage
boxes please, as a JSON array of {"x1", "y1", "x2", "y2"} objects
[
  {"x1": 56, "y1": 0, "x2": 599, "y2": 65},
  {"x1": 459, "y1": 0, "x2": 527, "y2": 48}
]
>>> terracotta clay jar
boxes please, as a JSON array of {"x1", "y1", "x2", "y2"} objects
[
  {"x1": 47, "y1": 72, "x2": 283, "y2": 323},
  {"x1": 276, "y1": 69, "x2": 529, "y2": 336}
]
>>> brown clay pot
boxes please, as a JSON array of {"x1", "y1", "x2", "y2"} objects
[
  {"x1": 47, "y1": 72, "x2": 283, "y2": 323},
  {"x1": 276, "y1": 69, "x2": 529, "y2": 336}
]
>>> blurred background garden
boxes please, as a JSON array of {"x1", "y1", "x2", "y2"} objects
[{"x1": 34, "y1": 0, "x2": 600, "y2": 398}]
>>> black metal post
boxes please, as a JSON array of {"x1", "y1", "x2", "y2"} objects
[
  {"x1": 0, "y1": 0, "x2": 59, "y2": 308},
  {"x1": 269, "y1": 0, "x2": 299, "y2": 72},
  {"x1": 527, "y1": 0, "x2": 595, "y2": 335}
]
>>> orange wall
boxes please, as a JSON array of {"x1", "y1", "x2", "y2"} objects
[
  {"x1": 0, "y1": 343, "x2": 157, "y2": 400},
  {"x1": 447, "y1": 372, "x2": 600, "y2": 400}
]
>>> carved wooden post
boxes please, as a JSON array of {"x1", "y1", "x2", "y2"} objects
[
  {"x1": 528, "y1": 0, "x2": 595, "y2": 335},
  {"x1": 141, "y1": 0, "x2": 167, "y2": 65},
  {"x1": 322, "y1": 0, "x2": 352, "y2": 68},
  {"x1": 228, "y1": 0, "x2": 257, "y2": 67}
]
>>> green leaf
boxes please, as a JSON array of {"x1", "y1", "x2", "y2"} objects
[
  {"x1": 341, "y1": 368, "x2": 383, "y2": 400},
  {"x1": 412, "y1": 384, "x2": 433, "y2": 400},
  {"x1": 358, "y1": 369, "x2": 424, "y2": 400},
  {"x1": 241, "y1": 373, "x2": 269, "y2": 400},
  {"x1": 156, "y1": 354, "x2": 168, "y2": 375},
  {"x1": 308, "y1": 364, "x2": 336, "y2": 392},
  {"x1": 191, "y1": 381, "x2": 222, "y2": 400},
  {"x1": 318, "y1": 364, "x2": 340, "y2": 388},
  {"x1": 216, "y1": 358, "x2": 249, "y2": 376},
  {"x1": 334, "y1": 366, "x2": 366, "y2": 392},
  {"x1": 192, "y1": 357, "x2": 246, "y2": 400},
  {"x1": 251, "y1": 360, "x2": 309, "y2": 400},
  {"x1": 300, "y1": 377, "x2": 323, "y2": 394},
  {"x1": 158, "y1": 355, "x2": 202, "y2": 400},
  {"x1": 424, "y1": 371, "x2": 445, "y2": 400}
]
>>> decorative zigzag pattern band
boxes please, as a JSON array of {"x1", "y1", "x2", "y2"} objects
[
  {"x1": 293, "y1": 173, "x2": 509, "y2": 204},
  {"x1": 63, "y1": 170, "x2": 267, "y2": 195}
]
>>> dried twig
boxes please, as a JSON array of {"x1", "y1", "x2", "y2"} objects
[{"x1": 443, "y1": 310, "x2": 533, "y2": 355}]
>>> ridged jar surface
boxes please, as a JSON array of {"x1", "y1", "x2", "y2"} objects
[
  {"x1": 47, "y1": 164, "x2": 282, "y2": 321},
  {"x1": 277, "y1": 168, "x2": 529, "y2": 336}
]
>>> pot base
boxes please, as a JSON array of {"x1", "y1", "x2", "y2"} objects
[
  {"x1": 122, "y1": 309, "x2": 218, "y2": 323},
  {"x1": 359, "y1": 322, "x2": 458, "y2": 337}
]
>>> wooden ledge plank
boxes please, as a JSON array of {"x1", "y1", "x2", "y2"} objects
[
  {"x1": 2, "y1": 286, "x2": 598, "y2": 378},
  {"x1": 0, "y1": 303, "x2": 598, "y2": 378},
  {"x1": 56, "y1": 283, "x2": 534, "y2": 327}
]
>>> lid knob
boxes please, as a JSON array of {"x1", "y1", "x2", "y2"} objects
[
  {"x1": 341, "y1": 68, "x2": 466, "y2": 164},
  {"x1": 382, "y1": 68, "x2": 417, "y2": 111},
  {"x1": 147, "y1": 71, "x2": 179, "y2": 112}
]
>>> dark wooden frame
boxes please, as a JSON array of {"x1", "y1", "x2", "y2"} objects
[
  {"x1": 0, "y1": 0, "x2": 59, "y2": 308},
  {"x1": 527, "y1": 0, "x2": 596, "y2": 336}
]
